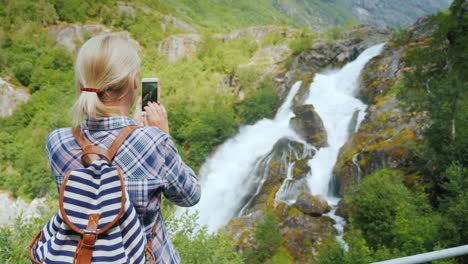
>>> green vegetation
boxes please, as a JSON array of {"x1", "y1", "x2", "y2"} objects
[
  {"x1": 0, "y1": 199, "x2": 56, "y2": 263},
  {"x1": 244, "y1": 211, "x2": 291, "y2": 264},
  {"x1": 313, "y1": 170, "x2": 447, "y2": 263},
  {"x1": 0, "y1": 0, "x2": 282, "y2": 198},
  {"x1": 150, "y1": 0, "x2": 300, "y2": 32},
  {"x1": 166, "y1": 211, "x2": 244, "y2": 264},
  {"x1": 0, "y1": 204, "x2": 244, "y2": 264},
  {"x1": 314, "y1": 1, "x2": 468, "y2": 263},
  {"x1": 268, "y1": 0, "x2": 358, "y2": 29},
  {"x1": 235, "y1": 79, "x2": 278, "y2": 125},
  {"x1": 398, "y1": 3, "x2": 468, "y2": 259}
]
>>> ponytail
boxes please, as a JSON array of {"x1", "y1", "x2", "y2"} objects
[{"x1": 72, "y1": 33, "x2": 141, "y2": 124}]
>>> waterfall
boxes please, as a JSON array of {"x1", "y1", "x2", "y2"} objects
[{"x1": 186, "y1": 43, "x2": 386, "y2": 235}]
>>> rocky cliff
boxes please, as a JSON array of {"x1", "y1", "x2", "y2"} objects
[
  {"x1": 333, "y1": 18, "x2": 438, "y2": 214},
  {"x1": 223, "y1": 13, "x2": 450, "y2": 259},
  {"x1": 224, "y1": 24, "x2": 393, "y2": 262},
  {"x1": 0, "y1": 78, "x2": 29, "y2": 118}
]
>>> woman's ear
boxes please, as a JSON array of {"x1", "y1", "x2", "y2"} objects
[{"x1": 133, "y1": 72, "x2": 139, "y2": 90}]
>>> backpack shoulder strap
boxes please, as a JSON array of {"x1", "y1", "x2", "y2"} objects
[
  {"x1": 107, "y1": 125, "x2": 138, "y2": 161},
  {"x1": 72, "y1": 125, "x2": 138, "y2": 166}
]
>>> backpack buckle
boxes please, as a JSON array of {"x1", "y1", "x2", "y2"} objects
[
  {"x1": 84, "y1": 230, "x2": 97, "y2": 235},
  {"x1": 83, "y1": 230, "x2": 97, "y2": 247}
]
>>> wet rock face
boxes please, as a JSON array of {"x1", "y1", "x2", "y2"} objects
[
  {"x1": 290, "y1": 104, "x2": 327, "y2": 148},
  {"x1": 240, "y1": 137, "x2": 315, "y2": 215},
  {"x1": 0, "y1": 78, "x2": 29, "y2": 117},
  {"x1": 292, "y1": 25, "x2": 391, "y2": 76},
  {"x1": 334, "y1": 94, "x2": 422, "y2": 196},
  {"x1": 275, "y1": 24, "x2": 391, "y2": 109},
  {"x1": 156, "y1": 33, "x2": 201, "y2": 64},
  {"x1": 332, "y1": 16, "x2": 440, "y2": 197},
  {"x1": 293, "y1": 193, "x2": 331, "y2": 216},
  {"x1": 358, "y1": 46, "x2": 406, "y2": 104}
]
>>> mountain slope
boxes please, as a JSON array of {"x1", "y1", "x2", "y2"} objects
[{"x1": 340, "y1": 0, "x2": 453, "y2": 28}]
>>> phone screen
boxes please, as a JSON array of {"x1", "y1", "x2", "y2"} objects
[{"x1": 142, "y1": 81, "x2": 158, "y2": 111}]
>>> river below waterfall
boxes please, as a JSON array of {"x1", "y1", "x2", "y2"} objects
[{"x1": 187, "y1": 43, "x2": 386, "y2": 244}]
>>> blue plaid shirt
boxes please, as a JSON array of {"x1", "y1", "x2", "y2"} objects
[{"x1": 45, "y1": 116, "x2": 201, "y2": 264}]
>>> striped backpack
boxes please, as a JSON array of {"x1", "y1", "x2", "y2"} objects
[{"x1": 29, "y1": 126, "x2": 156, "y2": 264}]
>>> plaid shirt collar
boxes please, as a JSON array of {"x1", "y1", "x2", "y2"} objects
[{"x1": 81, "y1": 116, "x2": 137, "y2": 131}]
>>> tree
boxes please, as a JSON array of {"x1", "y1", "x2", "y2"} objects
[{"x1": 345, "y1": 169, "x2": 441, "y2": 255}]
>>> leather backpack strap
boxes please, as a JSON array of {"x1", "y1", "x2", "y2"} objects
[
  {"x1": 74, "y1": 214, "x2": 100, "y2": 264},
  {"x1": 72, "y1": 126, "x2": 91, "y2": 149},
  {"x1": 107, "y1": 125, "x2": 138, "y2": 161},
  {"x1": 72, "y1": 127, "x2": 110, "y2": 166},
  {"x1": 146, "y1": 219, "x2": 159, "y2": 248}
]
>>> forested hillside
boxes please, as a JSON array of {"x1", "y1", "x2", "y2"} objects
[{"x1": 0, "y1": 0, "x2": 466, "y2": 263}]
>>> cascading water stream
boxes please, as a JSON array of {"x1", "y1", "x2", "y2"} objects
[{"x1": 186, "y1": 44, "x2": 386, "y2": 245}]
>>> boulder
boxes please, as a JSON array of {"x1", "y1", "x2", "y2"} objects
[
  {"x1": 290, "y1": 104, "x2": 327, "y2": 148},
  {"x1": 293, "y1": 193, "x2": 331, "y2": 216},
  {"x1": 291, "y1": 73, "x2": 315, "y2": 108},
  {"x1": 156, "y1": 33, "x2": 201, "y2": 63}
]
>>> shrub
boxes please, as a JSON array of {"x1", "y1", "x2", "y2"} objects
[
  {"x1": 244, "y1": 211, "x2": 282, "y2": 263},
  {"x1": 346, "y1": 169, "x2": 441, "y2": 255},
  {"x1": 167, "y1": 211, "x2": 244, "y2": 264},
  {"x1": 235, "y1": 79, "x2": 278, "y2": 124},
  {"x1": 14, "y1": 61, "x2": 33, "y2": 86}
]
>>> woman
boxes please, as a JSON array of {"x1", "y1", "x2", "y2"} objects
[{"x1": 45, "y1": 34, "x2": 201, "y2": 263}]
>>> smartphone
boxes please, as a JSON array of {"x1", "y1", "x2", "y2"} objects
[{"x1": 142, "y1": 77, "x2": 159, "y2": 112}]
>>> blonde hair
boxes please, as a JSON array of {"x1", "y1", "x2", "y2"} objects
[{"x1": 72, "y1": 33, "x2": 141, "y2": 123}]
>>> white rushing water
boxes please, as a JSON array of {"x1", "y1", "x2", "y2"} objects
[{"x1": 187, "y1": 43, "x2": 386, "y2": 237}]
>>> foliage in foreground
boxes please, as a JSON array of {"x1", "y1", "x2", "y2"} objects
[
  {"x1": 0, "y1": 199, "x2": 56, "y2": 264},
  {"x1": 167, "y1": 211, "x2": 244, "y2": 264},
  {"x1": 0, "y1": 206, "x2": 244, "y2": 264},
  {"x1": 313, "y1": 169, "x2": 455, "y2": 264}
]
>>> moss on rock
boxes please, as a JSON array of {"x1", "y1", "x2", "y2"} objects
[{"x1": 290, "y1": 104, "x2": 328, "y2": 148}]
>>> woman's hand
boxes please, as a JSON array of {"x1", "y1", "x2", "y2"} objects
[
  {"x1": 143, "y1": 101, "x2": 170, "y2": 135},
  {"x1": 133, "y1": 96, "x2": 145, "y2": 126}
]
